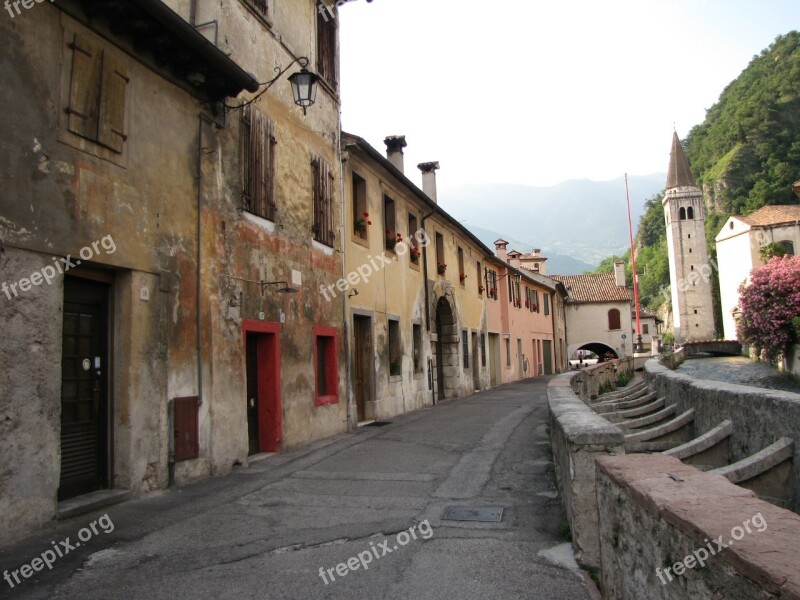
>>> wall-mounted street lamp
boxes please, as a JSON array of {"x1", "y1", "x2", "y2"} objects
[{"x1": 226, "y1": 57, "x2": 320, "y2": 114}]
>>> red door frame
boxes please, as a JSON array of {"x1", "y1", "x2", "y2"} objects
[{"x1": 241, "y1": 321, "x2": 282, "y2": 453}]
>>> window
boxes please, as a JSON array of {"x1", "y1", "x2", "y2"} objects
[
  {"x1": 462, "y1": 329, "x2": 469, "y2": 369},
  {"x1": 314, "y1": 327, "x2": 338, "y2": 406},
  {"x1": 679, "y1": 207, "x2": 686, "y2": 220},
  {"x1": 458, "y1": 247, "x2": 465, "y2": 284},
  {"x1": 66, "y1": 34, "x2": 129, "y2": 153},
  {"x1": 388, "y1": 319, "x2": 401, "y2": 376},
  {"x1": 352, "y1": 172, "x2": 367, "y2": 239},
  {"x1": 311, "y1": 156, "x2": 335, "y2": 246},
  {"x1": 242, "y1": 106, "x2": 277, "y2": 220},
  {"x1": 316, "y1": 3, "x2": 337, "y2": 88},
  {"x1": 505, "y1": 338, "x2": 511, "y2": 368},
  {"x1": 779, "y1": 240, "x2": 795, "y2": 256},
  {"x1": 544, "y1": 293, "x2": 550, "y2": 316},
  {"x1": 408, "y1": 213, "x2": 419, "y2": 264},
  {"x1": 480, "y1": 333, "x2": 486, "y2": 367},
  {"x1": 413, "y1": 324, "x2": 422, "y2": 373},
  {"x1": 687, "y1": 206, "x2": 694, "y2": 219},
  {"x1": 643, "y1": 324, "x2": 649, "y2": 334},
  {"x1": 384, "y1": 195, "x2": 397, "y2": 251},
  {"x1": 435, "y1": 232, "x2": 446, "y2": 274},
  {"x1": 243, "y1": 0, "x2": 269, "y2": 19},
  {"x1": 476, "y1": 261, "x2": 483, "y2": 293},
  {"x1": 485, "y1": 268, "x2": 498, "y2": 299},
  {"x1": 608, "y1": 308, "x2": 621, "y2": 330}
]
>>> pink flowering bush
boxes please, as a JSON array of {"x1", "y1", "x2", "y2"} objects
[{"x1": 736, "y1": 255, "x2": 800, "y2": 362}]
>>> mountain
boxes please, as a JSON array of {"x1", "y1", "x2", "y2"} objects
[
  {"x1": 686, "y1": 31, "x2": 800, "y2": 216},
  {"x1": 465, "y1": 226, "x2": 594, "y2": 275},
  {"x1": 438, "y1": 173, "x2": 667, "y2": 266}
]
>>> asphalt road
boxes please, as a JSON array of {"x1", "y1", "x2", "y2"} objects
[{"x1": 1, "y1": 378, "x2": 595, "y2": 600}]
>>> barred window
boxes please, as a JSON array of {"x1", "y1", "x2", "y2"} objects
[
  {"x1": 242, "y1": 105, "x2": 276, "y2": 221},
  {"x1": 312, "y1": 155, "x2": 335, "y2": 247}
]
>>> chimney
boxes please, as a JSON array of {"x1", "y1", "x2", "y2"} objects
[
  {"x1": 418, "y1": 161, "x2": 440, "y2": 203},
  {"x1": 384, "y1": 135, "x2": 407, "y2": 173},
  {"x1": 494, "y1": 239, "x2": 509, "y2": 262},
  {"x1": 507, "y1": 250, "x2": 521, "y2": 268},
  {"x1": 614, "y1": 261, "x2": 626, "y2": 287}
]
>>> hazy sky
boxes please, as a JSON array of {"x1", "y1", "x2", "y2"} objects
[{"x1": 338, "y1": 0, "x2": 800, "y2": 191}]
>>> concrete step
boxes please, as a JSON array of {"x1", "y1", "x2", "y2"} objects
[
  {"x1": 57, "y1": 489, "x2": 132, "y2": 520},
  {"x1": 624, "y1": 409, "x2": 695, "y2": 445},
  {"x1": 664, "y1": 419, "x2": 733, "y2": 468},
  {"x1": 617, "y1": 404, "x2": 677, "y2": 431},
  {"x1": 604, "y1": 397, "x2": 666, "y2": 422},
  {"x1": 711, "y1": 437, "x2": 794, "y2": 484},
  {"x1": 594, "y1": 391, "x2": 657, "y2": 414},
  {"x1": 596, "y1": 380, "x2": 649, "y2": 402}
]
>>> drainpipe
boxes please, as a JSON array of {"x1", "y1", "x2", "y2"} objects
[{"x1": 421, "y1": 206, "x2": 437, "y2": 333}]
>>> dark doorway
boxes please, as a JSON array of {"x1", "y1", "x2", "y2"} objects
[
  {"x1": 543, "y1": 340, "x2": 553, "y2": 375},
  {"x1": 59, "y1": 277, "x2": 110, "y2": 501},
  {"x1": 434, "y1": 297, "x2": 457, "y2": 400},
  {"x1": 243, "y1": 324, "x2": 282, "y2": 455},
  {"x1": 353, "y1": 315, "x2": 372, "y2": 422}
]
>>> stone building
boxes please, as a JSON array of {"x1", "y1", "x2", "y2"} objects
[
  {"x1": 551, "y1": 262, "x2": 634, "y2": 360},
  {"x1": 341, "y1": 133, "x2": 491, "y2": 416},
  {"x1": 0, "y1": 0, "x2": 344, "y2": 543},
  {"x1": 715, "y1": 204, "x2": 800, "y2": 339},
  {"x1": 486, "y1": 241, "x2": 568, "y2": 384},
  {"x1": 663, "y1": 131, "x2": 716, "y2": 342}
]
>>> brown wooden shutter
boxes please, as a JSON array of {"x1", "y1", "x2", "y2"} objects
[
  {"x1": 98, "y1": 53, "x2": 129, "y2": 152},
  {"x1": 67, "y1": 34, "x2": 102, "y2": 139}
]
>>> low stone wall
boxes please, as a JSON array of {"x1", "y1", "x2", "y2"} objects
[
  {"x1": 658, "y1": 347, "x2": 685, "y2": 370},
  {"x1": 596, "y1": 453, "x2": 800, "y2": 599},
  {"x1": 547, "y1": 373, "x2": 625, "y2": 569},
  {"x1": 570, "y1": 357, "x2": 634, "y2": 402},
  {"x1": 646, "y1": 358, "x2": 800, "y2": 512}
]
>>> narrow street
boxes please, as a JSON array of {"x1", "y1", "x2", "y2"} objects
[{"x1": 1, "y1": 380, "x2": 594, "y2": 600}]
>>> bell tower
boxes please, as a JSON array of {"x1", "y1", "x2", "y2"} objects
[{"x1": 663, "y1": 131, "x2": 716, "y2": 343}]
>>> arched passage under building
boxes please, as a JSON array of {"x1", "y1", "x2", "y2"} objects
[
  {"x1": 433, "y1": 296, "x2": 459, "y2": 401},
  {"x1": 574, "y1": 342, "x2": 618, "y2": 362}
]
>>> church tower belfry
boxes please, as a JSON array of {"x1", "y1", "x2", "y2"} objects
[{"x1": 663, "y1": 131, "x2": 716, "y2": 343}]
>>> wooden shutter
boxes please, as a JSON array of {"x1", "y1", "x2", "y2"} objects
[
  {"x1": 67, "y1": 34, "x2": 102, "y2": 139},
  {"x1": 98, "y1": 53, "x2": 129, "y2": 152}
]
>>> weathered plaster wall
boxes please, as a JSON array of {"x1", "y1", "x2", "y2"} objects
[
  {"x1": 596, "y1": 453, "x2": 800, "y2": 599},
  {"x1": 0, "y1": 249, "x2": 63, "y2": 542},
  {"x1": 646, "y1": 358, "x2": 800, "y2": 512}
]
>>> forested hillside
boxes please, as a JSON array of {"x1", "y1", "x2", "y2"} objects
[{"x1": 593, "y1": 31, "x2": 800, "y2": 333}]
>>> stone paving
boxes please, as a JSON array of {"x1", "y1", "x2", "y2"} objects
[{"x1": 0, "y1": 379, "x2": 595, "y2": 600}]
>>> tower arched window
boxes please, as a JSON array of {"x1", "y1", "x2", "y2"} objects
[
  {"x1": 679, "y1": 207, "x2": 686, "y2": 220},
  {"x1": 608, "y1": 309, "x2": 621, "y2": 331},
  {"x1": 687, "y1": 206, "x2": 694, "y2": 219}
]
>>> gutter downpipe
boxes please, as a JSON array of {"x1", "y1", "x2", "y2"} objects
[{"x1": 421, "y1": 205, "x2": 437, "y2": 403}]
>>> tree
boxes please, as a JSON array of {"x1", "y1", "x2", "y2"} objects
[{"x1": 736, "y1": 255, "x2": 800, "y2": 362}]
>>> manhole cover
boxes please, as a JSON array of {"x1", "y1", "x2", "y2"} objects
[{"x1": 442, "y1": 506, "x2": 504, "y2": 522}]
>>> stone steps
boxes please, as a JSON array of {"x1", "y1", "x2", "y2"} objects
[
  {"x1": 663, "y1": 419, "x2": 733, "y2": 470},
  {"x1": 616, "y1": 404, "x2": 677, "y2": 431},
  {"x1": 624, "y1": 408, "x2": 695, "y2": 448},
  {"x1": 604, "y1": 397, "x2": 666, "y2": 423},
  {"x1": 594, "y1": 391, "x2": 658, "y2": 414}
]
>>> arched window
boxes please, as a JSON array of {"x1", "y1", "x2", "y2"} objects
[
  {"x1": 679, "y1": 207, "x2": 686, "y2": 220},
  {"x1": 608, "y1": 308, "x2": 621, "y2": 330},
  {"x1": 687, "y1": 206, "x2": 694, "y2": 219}
]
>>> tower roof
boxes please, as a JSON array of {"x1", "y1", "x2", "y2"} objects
[{"x1": 666, "y1": 131, "x2": 696, "y2": 189}]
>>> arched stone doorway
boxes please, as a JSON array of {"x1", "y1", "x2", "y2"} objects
[{"x1": 434, "y1": 297, "x2": 458, "y2": 401}]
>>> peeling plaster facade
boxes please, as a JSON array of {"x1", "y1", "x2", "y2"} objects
[{"x1": 0, "y1": 1, "x2": 344, "y2": 543}]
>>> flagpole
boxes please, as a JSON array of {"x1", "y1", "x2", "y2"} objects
[{"x1": 625, "y1": 173, "x2": 643, "y2": 352}]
